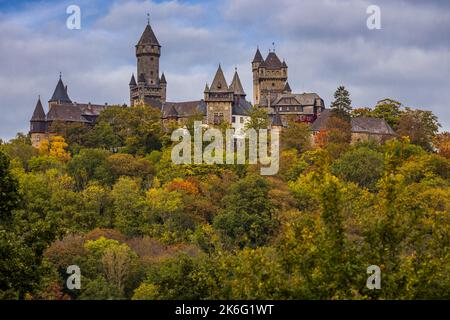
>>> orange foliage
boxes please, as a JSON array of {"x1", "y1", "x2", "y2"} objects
[{"x1": 166, "y1": 178, "x2": 199, "y2": 195}]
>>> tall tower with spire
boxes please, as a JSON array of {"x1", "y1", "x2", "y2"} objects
[
  {"x1": 204, "y1": 65, "x2": 234, "y2": 125},
  {"x1": 129, "y1": 16, "x2": 167, "y2": 106}
]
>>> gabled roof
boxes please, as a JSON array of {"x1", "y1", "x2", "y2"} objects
[
  {"x1": 210, "y1": 65, "x2": 230, "y2": 92},
  {"x1": 31, "y1": 97, "x2": 46, "y2": 121},
  {"x1": 351, "y1": 117, "x2": 396, "y2": 135},
  {"x1": 230, "y1": 70, "x2": 245, "y2": 96},
  {"x1": 262, "y1": 52, "x2": 283, "y2": 69},
  {"x1": 49, "y1": 77, "x2": 72, "y2": 103},
  {"x1": 129, "y1": 74, "x2": 137, "y2": 86},
  {"x1": 272, "y1": 93, "x2": 321, "y2": 107},
  {"x1": 252, "y1": 48, "x2": 264, "y2": 63},
  {"x1": 137, "y1": 23, "x2": 160, "y2": 46},
  {"x1": 161, "y1": 100, "x2": 206, "y2": 118}
]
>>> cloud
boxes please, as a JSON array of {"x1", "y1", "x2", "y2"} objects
[{"x1": 0, "y1": 0, "x2": 449, "y2": 141}]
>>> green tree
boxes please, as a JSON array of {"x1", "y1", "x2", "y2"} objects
[{"x1": 330, "y1": 86, "x2": 352, "y2": 120}]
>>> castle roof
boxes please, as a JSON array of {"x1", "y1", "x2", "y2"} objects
[
  {"x1": 161, "y1": 100, "x2": 206, "y2": 118},
  {"x1": 262, "y1": 52, "x2": 283, "y2": 69},
  {"x1": 49, "y1": 76, "x2": 72, "y2": 103},
  {"x1": 47, "y1": 103, "x2": 106, "y2": 123},
  {"x1": 204, "y1": 83, "x2": 210, "y2": 92},
  {"x1": 230, "y1": 70, "x2": 246, "y2": 96},
  {"x1": 31, "y1": 97, "x2": 46, "y2": 121},
  {"x1": 137, "y1": 23, "x2": 160, "y2": 46},
  {"x1": 210, "y1": 65, "x2": 231, "y2": 92},
  {"x1": 232, "y1": 98, "x2": 252, "y2": 116},
  {"x1": 284, "y1": 81, "x2": 292, "y2": 92},
  {"x1": 252, "y1": 48, "x2": 264, "y2": 63},
  {"x1": 160, "y1": 72, "x2": 167, "y2": 83},
  {"x1": 129, "y1": 74, "x2": 137, "y2": 86}
]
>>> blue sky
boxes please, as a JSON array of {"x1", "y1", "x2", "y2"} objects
[{"x1": 1, "y1": 0, "x2": 449, "y2": 141}]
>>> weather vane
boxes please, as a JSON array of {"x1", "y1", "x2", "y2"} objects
[{"x1": 147, "y1": 13, "x2": 150, "y2": 25}]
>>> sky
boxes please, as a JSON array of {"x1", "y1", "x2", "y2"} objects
[{"x1": 0, "y1": 0, "x2": 449, "y2": 141}]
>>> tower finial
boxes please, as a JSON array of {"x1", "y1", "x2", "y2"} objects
[
  {"x1": 272, "y1": 42, "x2": 275, "y2": 52},
  {"x1": 59, "y1": 72, "x2": 62, "y2": 79},
  {"x1": 147, "y1": 13, "x2": 150, "y2": 25}
]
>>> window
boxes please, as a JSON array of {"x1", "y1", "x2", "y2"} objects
[
  {"x1": 240, "y1": 117, "x2": 244, "y2": 124},
  {"x1": 151, "y1": 57, "x2": 154, "y2": 61},
  {"x1": 213, "y1": 112, "x2": 224, "y2": 124},
  {"x1": 232, "y1": 116, "x2": 236, "y2": 123}
]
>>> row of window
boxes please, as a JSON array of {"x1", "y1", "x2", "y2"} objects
[{"x1": 278, "y1": 106, "x2": 304, "y2": 112}]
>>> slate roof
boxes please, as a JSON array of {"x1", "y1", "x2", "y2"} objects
[
  {"x1": 49, "y1": 77, "x2": 72, "y2": 103},
  {"x1": 137, "y1": 24, "x2": 160, "y2": 46},
  {"x1": 262, "y1": 52, "x2": 283, "y2": 69},
  {"x1": 351, "y1": 117, "x2": 396, "y2": 135},
  {"x1": 311, "y1": 109, "x2": 396, "y2": 135},
  {"x1": 272, "y1": 93, "x2": 323, "y2": 107},
  {"x1": 129, "y1": 74, "x2": 137, "y2": 86},
  {"x1": 232, "y1": 98, "x2": 252, "y2": 116},
  {"x1": 210, "y1": 65, "x2": 231, "y2": 92},
  {"x1": 252, "y1": 48, "x2": 264, "y2": 63},
  {"x1": 284, "y1": 82, "x2": 292, "y2": 92},
  {"x1": 46, "y1": 103, "x2": 106, "y2": 123},
  {"x1": 31, "y1": 98, "x2": 46, "y2": 121},
  {"x1": 230, "y1": 70, "x2": 246, "y2": 96},
  {"x1": 160, "y1": 73, "x2": 167, "y2": 84},
  {"x1": 161, "y1": 100, "x2": 206, "y2": 118}
]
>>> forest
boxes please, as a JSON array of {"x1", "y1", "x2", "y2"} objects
[{"x1": 0, "y1": 92, "x2": 449, "y2": 300}]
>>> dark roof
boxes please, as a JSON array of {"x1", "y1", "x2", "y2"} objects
[
  {"x1": 311, "y1": 109, "x2": 331, "y2": 131},
  {"x1": 262, "y1": 52, "x2": 283, "y2": 69},
  {"x1": 49, "y1": 77, "x2": 72, "y2": 103},
  {"x1": 311, "y1": 110, "x2": 396, "y2": 135},
  {"x1": 232, "y1": 98, "x2": 252, "y2": 116},
  {"x1": 137, "y1": 24, "x2": 160, "y2": 46},
  {"x1": 31, "y1": 98, "x2": 46, "y2": 121},
  {"x1": 47, "y1": 103, "x2": 106, "y2": 123},
  {"x1": 210, "y1": 65, "x2": 230, "y2": 92},
  {"x1": 351, "y1": 117, "x2": 396, "y2": 135},
  {"x1": 272, "y1": 93, "x2": 322, "y2": 107},
  {"x1": 230, "y1": 70, "x2": 245, "y2": 96},
  {"x1": 204, "y1": 83, "x2": 210, "y2": 92},
  {"x1": 160, "y1": 72, "x2": 167, "y2": 83},
  {"x1": 284, "y1": 82, "x2": 292, "y2": 92},
  {"x1": 282, "y1": 60, "x2": 288, "y2": 68},
  {"x1": 129, "y1": 74, "x2": 137, "y2": 86},
  {"x1": 252, "y1": 48, "x2": 264, "y2": 63},
  {"x1": 161, "y1": 100, "x2": 206, "y2": 118}
]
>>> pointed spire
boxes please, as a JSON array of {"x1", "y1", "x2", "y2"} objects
[
  {"x1": 230, "y1": 68, "x2": 246, "y2": 96},
  {"x1": 284, "y1": 81, "x2": 292, "y2": 93},
  {"x1": 282, "y1": 59, "x2": 287, "y2": 68},
  {"x1": 204, "y1": 82, "x2": 210, "y2": 92},
  {"x1": 129, "y1": 74, "x2": 137, "y2": 86},
  {"x1": 252, "y1": 47, "x2": 264, "y2": 63},
  {"x1": 49, "y1": 75, "x2": 71, "y2": 103},
  {"x1": 210, "y1": 64, "x2": 229, "y2": 92},
  {"x1": 160, "y1": 72, "x2": 167, "y2": 84},
  {"x1": 263, "y1": 51, "x2": 283, "y2": 69},
  {"x1": 137, "y1": 19, "x2": 160, "y2": 46},
  {"x1": 31, "y1": 96, "x2": 46, "y2": 121}
]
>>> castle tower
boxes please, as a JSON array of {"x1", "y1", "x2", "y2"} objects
[
  {"x1": 205, "y1": 65, "x2": 233, "y2": 125},
  {"x1": 230, "y1": 68, "x2": 246, "y2": 106},
  {"x1": 130, "y1": 18, "x2": 166, "y2": 106},
  {"x1": 252, "y1": 48, "x2": 287, "y2": 107},
  {"x1": 30, "y1": 97, "x2": 47, "y2": 148},
  {"x1": 252, "y1": 47, "x2": 264, "y2": 105}
]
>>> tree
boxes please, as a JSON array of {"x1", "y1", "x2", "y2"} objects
[
  {"x1": 0, "y1": 150, "x2": 20, "y2": 224},
  {"x1": 281, "y1": 121, "x2": 312, "y2": 153},
  {"x1": 213, "y1": 175, "x2": 276, "y2": 248},
  {"x1": 330, "y1": 86, "x2": 352, "y2": 120},
  {"x1": 331, "y1": 147, "x2": 384, "y2": 190},
  {"x1": 67, "y1": 148, "x2": 112, "y2": 189},
  {"x1": 397, "y1": 107, "x2": 440, "y2": 151},
  {"x1": 49, "y1": 136, "x2": 71, "y2": 162},
  {"x1": 372, "y1": 99, "x2": 403, "y2": 130},
  {"x1": 434, "y1": 132, "x2": 450, "y2": 159},
  {"x1": 245, "y1": 106, "x2": 269, "y2": 131}
]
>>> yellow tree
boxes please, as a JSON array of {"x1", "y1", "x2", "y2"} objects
[{"x1": 49, "y1": 136, "x2": 71, "y2": 162}]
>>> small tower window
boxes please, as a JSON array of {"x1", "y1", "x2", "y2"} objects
[{"x1": 151, "y1": 57, "x2": 154, "y2": 61}]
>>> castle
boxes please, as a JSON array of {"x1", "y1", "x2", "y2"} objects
[{"x1": 30, "y1": 20, "x2": 395, "y2": 148}]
